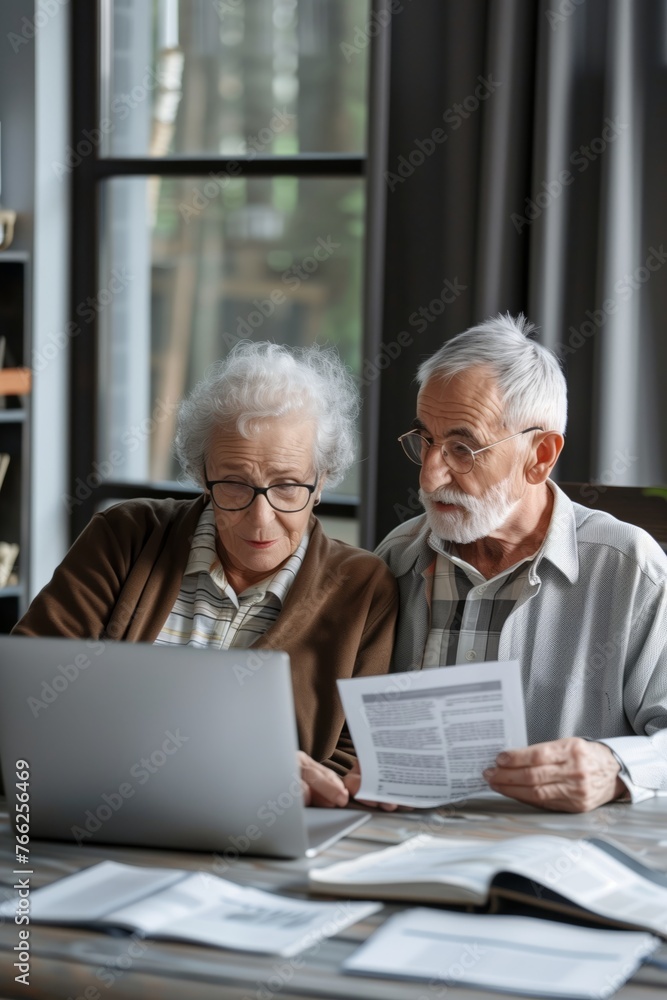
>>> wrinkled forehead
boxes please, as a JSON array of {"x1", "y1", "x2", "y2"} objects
[
  {"x1": 206, "y1": 415, "x2": 318, "y2": 473},
  {"x1": 416, "y1": 368, "x2": 505, "y2": 438}
]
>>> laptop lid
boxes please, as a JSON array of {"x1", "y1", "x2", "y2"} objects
[{"x1": 0, "y1": 637, "x2": 365, "y2": 858}]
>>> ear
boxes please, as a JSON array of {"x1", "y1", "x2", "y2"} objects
[
  {"x1": 314, "y1": 473, "x2": 327, "y2": 505},
  {"x1": 525, "y1": 432, "x2": 564, "y2": 485}
]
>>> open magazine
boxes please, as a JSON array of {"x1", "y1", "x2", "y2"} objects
[
  {"x1": 0, "y1": 861, "x2": 380, "y2": 957},
  {"x1": 311, "y1": 833, "x2": 667, "y2": 937}
]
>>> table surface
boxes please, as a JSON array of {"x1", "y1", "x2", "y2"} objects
[{"x1": 2, "y1": 795, "x2": 667, "y2": 1000}]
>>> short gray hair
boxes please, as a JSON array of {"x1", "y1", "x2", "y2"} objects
[
  {"x1": 174, "y1": 341, "x2": 359, "y2": 488},
  {"x1": 417, "y1": 313, "x2": 568, "y2": 434}
]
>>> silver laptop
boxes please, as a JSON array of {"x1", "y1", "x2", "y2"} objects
[{"x1": 0, "y1": 636, "x2": 368, "y2": 858}]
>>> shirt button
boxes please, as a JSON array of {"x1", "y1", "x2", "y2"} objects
[
  {"x1": 478, "y1": 585, "x2": 487, "y2": 594},
  {"x1": 465, "y1": 650, "x2": 477, "y2": 661}
]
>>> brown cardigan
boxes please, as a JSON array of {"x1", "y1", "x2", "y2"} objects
[{"x1": 13, "y1": 496, "x2": 398, "y2": 773}]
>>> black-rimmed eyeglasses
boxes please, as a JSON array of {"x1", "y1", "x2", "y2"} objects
[
  {"x1": 397, "y1": 427, "x2": 543, "y2": 475},
  {"x1": 206, "y1": 479, "x2": 318, "y2": 512}
]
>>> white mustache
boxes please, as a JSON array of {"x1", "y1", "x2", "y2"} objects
[{"x1": 419, "y1": 486, "x2": 473, "y2": 511}]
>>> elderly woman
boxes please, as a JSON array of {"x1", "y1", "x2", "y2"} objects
[{"x1": 13, "y1": 342, "x2": 397, "y2": 806}]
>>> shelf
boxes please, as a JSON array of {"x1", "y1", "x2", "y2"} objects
[
  {"x1": 0, "y1": 409, "x2": 26, "y2": 424},
  {"x1": 0, "y1": 255, "x2": 30, "y2": 631},
  {"x1": 0, "y1": 367, "x2": 32, "y2": 396}
]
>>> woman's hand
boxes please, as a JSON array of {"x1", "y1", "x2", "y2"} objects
[
  {"x1": 343, "y1": 760, "x2": 399, "y2": 811},
  {"x1": 298, "y1": 751, "x2": 349, "y2": 808}
]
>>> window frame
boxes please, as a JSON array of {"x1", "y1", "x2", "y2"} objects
[{"x1": 69, "y1": 0, "x2": 386, "y2": 543}]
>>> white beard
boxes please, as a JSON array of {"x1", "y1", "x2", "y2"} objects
[{"x1": 420, "y1": 474, "x2": 521, "y2": 544}]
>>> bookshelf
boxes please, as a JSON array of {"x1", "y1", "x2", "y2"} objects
[{"x1": 0, "y1": 251, "x2": 31, "y2": 632}]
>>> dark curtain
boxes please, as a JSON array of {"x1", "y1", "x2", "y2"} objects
[{"x1": 365, "y1": 0, "x2": 667, "y2": 545}]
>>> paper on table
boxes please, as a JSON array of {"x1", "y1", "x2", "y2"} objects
[
  {"x1": 0, "y1": 861, "x2": 381, "y2": 958},
  {"x1": 343, "y1": 908, "x2": 659, "y2": 999},
  {"x1": 338, "y1": 661, "x2": 527, "y2": 807},
  {"x1": 110, "y1": 870, "x2": 381, "y2": 955}
]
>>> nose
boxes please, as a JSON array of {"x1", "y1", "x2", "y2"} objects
[
  {"x1": 245, "y1": 493, "x2": 276, "y2": 524},
  {"x1": 419, "y1": 445, "x2": 454, "y2": 493}
]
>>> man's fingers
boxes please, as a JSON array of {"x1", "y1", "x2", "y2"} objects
[
  {"x1": 484, "y1": 763, "x2": 567, "y2": 787},
  {"x1": 495, "y1": 739, "x2": 576, "y2": 769},
  {"x1": 483, "y1": 739, "x2": 625, "y2": 813},
  {"x1": 488, "y1": 777, "x2": 620, "y2": 813},
  {"x1": 488, "y1": 781, "x2": 584, "y2": 813}
]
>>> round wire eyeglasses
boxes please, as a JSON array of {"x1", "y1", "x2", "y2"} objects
[{"x1": 397, "y1": 427, "x2": 543, "y2": 474}]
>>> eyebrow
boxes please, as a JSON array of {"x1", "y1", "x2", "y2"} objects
[
  {"x1": 412, "y1": 418, "x2": 478, "y2": 444},
  {"x1": 213, "y1": 463, "x2": 311, "y2": 480}
]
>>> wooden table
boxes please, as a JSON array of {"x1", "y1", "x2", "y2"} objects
[{"x1": 2, "y1": 796, "x2": 667, "y2": 1000}]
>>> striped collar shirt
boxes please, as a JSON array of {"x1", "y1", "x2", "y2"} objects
[{"x1": 154, "y1": 505, "x2": 309, "y2": 649}]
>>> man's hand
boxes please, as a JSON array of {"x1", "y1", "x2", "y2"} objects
[
  {"x1": 483, "y1": 738, "x2": 626, "y2": 813},
  {"x1": 298, "y1": 751, "x2": 349, "y2": 808},
  {"x1": 343, "y1": 760, "x2": 399, "y2": 811}
]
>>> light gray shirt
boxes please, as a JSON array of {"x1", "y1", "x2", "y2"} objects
[{"x1": 375, "y1": 481, "x2": 667, "y2": 800}]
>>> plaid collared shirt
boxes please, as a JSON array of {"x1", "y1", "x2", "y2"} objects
[
  {"x1": 154, "y1": 506, "x2": 309, "y2": 649},
  {"x1": 422, "y1": 539, "x2": 541, "y2": 667}
]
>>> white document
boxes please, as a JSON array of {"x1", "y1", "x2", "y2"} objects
[
  {"x1": 338, "y1": 661, "x2": 527, "y2": 806},
  {"x1": 343, "y1": 909, "x2": 659, "y2": 999},
  {"x1": 0, "y1": 861, "x2": 381, "y2": 958}
]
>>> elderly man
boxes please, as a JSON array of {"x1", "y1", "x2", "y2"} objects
[{"x1": 376, "y1": 313, "x2": 667, "y2": 813}]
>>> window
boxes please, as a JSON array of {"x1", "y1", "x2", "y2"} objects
[{"x1": 70, "y1": 0, "x2": 370, "y2": 543}]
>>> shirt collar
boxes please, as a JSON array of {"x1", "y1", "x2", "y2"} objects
[
  {"x1": 184, "y1": 505, "x2": 310, "y2": 602},
  {"x1": 535, "y1": 479, "x2": 580, "y2": 583},
  {"x1": 424, "y1": 479, "x2": 580, "y2": 585},
  {"x1": 184, "y1": 506, "x2": 219, "y2": 576},
  {"x1": 429, "y1": 536, "x2": 537, "y2": 586}
]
